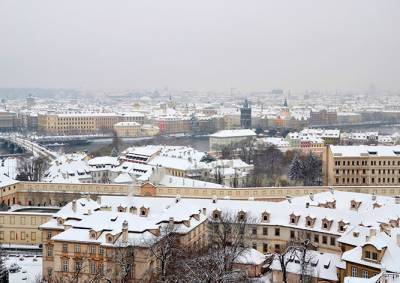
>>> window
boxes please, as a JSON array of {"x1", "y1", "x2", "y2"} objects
[
  {"x1": 290, "y1": 230, "x2": 295, "y2": 239},
  {"x1": 62, "y1": 243, "x2": 68, "y2": 253},
  {"x1": 31, "y1": 217, "x2": 36, "y2": 225},
  {"x1": 314, "y1": 234, "x2": 319, "y2": 243},
  {"x1": 75, "y1": 261, "x2": 82, "y2": 272},
  {"x1": 322, "y1": 236, "x2": 327, "y2": 244},
  {"x1": 89, "y1": 245, "x2": 96, "y2": 254},
  {"x1": 90, "y1": 261, "x2": 96, "y2": 274},
  {"x1": 252, "y1": 243, "x2": 257, "y2": 250},
  {"x1": 263, "y1": 243, "x2": 268, "y2": 253},
  {"x1": 10, "y1": 231, "x2": 15, "y2": 240},
  {"x1": 0, "y1": 231, "x2": 4, "y2": 240},
  {"x1": 47, "y1": 246, "x2": 53, "y2": 257},
  {"x1": 47, "y1": 231, "x2": 52, "y2": 239},
  {"x1": 74, "y1": 244, "x2": 81, "y2": 253},
  {"x1": 351, "y1": 267, "x2": 358, "y2": 277},
  {"x1": 21, "y1": 232, "x2": 26, "y2": 240},
  {"x1": 252, "y1": 227, "x2": 257, "y2": 235},
  {"x1": 362, "y1": 270, "x2": 368, "y2": 278},
  {"x1": 31, "y1": 232, "x2": 36, "y2": 241},
  {"x1": 99, "y1": 246, "x2": 104, "y2": 255},
  {"x1": 48, "y1": 268, "x2": 53, "y2": 277},
  {"x1": 330, "y1": 237, "x2": 336, "y2": 246},
  {"x1": 263, "y1": 227, "x2": 268, "y2": 235},
  {"x1": 275, "y1": 228, "x2": 280, "y2": 236},
  {"x1": 62, "y1": 259, "x2": 69, "y2": 272},
  {"x1": 20, "y1": 217, "x2": 25, "y2": 225}
]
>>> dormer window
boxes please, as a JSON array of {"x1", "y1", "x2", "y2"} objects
[
  {"x1": 90, "y1": 230, "x2": 97, "y2": 239},
  {"x1": 364, "y1": 250, "x2": 378, "y2": 261},
  {"x1": 106, "y1": 234, "x2": 113, "y2": 243},
  {"x1": 237, "y1": 211, "x2": 246, "y2": 221},
  {"x1": 289, "y1": 213, "x2": 300, "y2": 225},
  {"x1": 129, "y1": 206, "x2": 137, "y2": 214},
  {"x1": 305, "y1": 216, "x2": 316, "y2": 228},
  {"x1": 212, "y1": 209, "x2": 220, "y2": 220},
  {"x1": 57, "y1": 218, "x2": 64, "y2": 225},
  {"x1": 321, "y1": 218, "x2": 333, "y2": 230},
  {"x1": 139, "y1": 206, "x2": 149, "y2": 217},
  {"x1": 338, "y1": 221, "x2": 347, "y2": 232},
  {"x1": 117, "y1": 205, "x2": 126, "y2": 212},
  {"x1": 350, "y1": 200, "x2": 361, "y2": 211},
  {"x1": 261, "y1": 212, "x2": 270, "y2": 222}
]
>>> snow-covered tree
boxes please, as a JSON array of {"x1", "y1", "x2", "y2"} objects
[
  {"x1": 288, "y1": 154, "x2": 303, "y2": 182},
  {"x1": 302, "y1": 152, "x2": 322, "y2": 186}
]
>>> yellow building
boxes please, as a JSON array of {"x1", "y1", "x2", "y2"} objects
[
  {"x1": 113, "y1": 121, "x2": 141, "y2": 137},
  {"x1": 38, "y1": 113, "x2": 122, "y2": 135},
  {"x1": 325, "y1": 145, "x2": 400, "y2": 186},
  {"x1": 0, "y1": 207, "x2": 56, "y2": 246}
]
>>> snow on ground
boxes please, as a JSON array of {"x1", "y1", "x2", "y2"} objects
[
  {"x1": 4, "y1": 255, "x2": 42, "y2": 283},
  {"x1": 0, "y1": 157, "x2": 18, "y2": 179}
]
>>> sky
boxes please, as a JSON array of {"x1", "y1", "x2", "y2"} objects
[{"x1": 0, "y1": 0, "x2": 399, "y2": 92}]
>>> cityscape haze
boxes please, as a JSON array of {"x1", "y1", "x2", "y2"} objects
[{"x1": 1, "y1": 1, "x2": 400, "y2": 283}]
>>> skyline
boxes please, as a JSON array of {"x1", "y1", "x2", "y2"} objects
[{"x1": 0, "y1": 0, "x2": 399, "y2": 92}]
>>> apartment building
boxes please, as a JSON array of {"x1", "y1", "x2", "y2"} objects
[
  {"x1": 40, "y1": 196, "x2": 208, "y2": 282},
  {"x1": 0, "y1": 206, "x2": 57, "y2": 246},
  {"x1": 325, "y1": 145, "x2": 400, "y2": 186},
  {"x1": 38, "y1": 113, "x2": 124, "y2": 135},
  {"x1": 40, "y1": 190, "x2": 400, "y2": 282}
]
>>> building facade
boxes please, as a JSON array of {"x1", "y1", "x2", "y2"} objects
[{"x1": 325, "y1": 145, "x2": 400, "y2": 186}]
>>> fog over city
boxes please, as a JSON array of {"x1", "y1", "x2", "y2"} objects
[
  {"x1": 1, "y1": 0, "x2": 399, "y2": 92},
  {"x1": 2, "y1": 2, "x2": 400, "y2": 283}
]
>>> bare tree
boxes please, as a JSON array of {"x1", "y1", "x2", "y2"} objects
[
  {"x1": 270, "y1": 235, "x2": 315, "y2": 283},
  {"x1": 16, "y1": 156, "x2": 49, "y2": 181},
  {"x1": 145, "y1": 223, "x2": 181, "y2": 281},
  {"x1": 165, "y1": 211, "x2": 255, "y2": 282}
]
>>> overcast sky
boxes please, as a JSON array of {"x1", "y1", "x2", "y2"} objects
[{"x1": 0, "y1": 0, "x2": 399, "y2": 92}]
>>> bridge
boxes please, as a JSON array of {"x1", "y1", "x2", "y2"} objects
[{"x1": 0, "y1": 135, "x2": 57, "y2": 161}]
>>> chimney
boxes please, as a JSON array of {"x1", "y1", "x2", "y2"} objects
[
  {"x1": 369, "y1": 228, "x2": 376, "y2": 238},
  {"x1": 395, "y1": 196, "x2": 400, "y2": 205},
  {"x1": 212, "y1": 195, "x2": 217, "y2": 204},
  {"x1": 286, "y1": 195, "x2": 292, "y2": 203},
  {"x1": 86, "y1": 194, "x2": 91, "y2": 201},
  {"x1": 306, "y1": 202, "x2": 310, "y2": 208},
  {"x1": 329, "y1": 187, "x2": 334, "y2": 194},
  {"x1": 87, "y1": 209, "x2": 92, "y2": 215},
  {"x1": 169, "y1": 217, "x2": 174, "y2": 226},
  {"x1": 202, "y1": 208, "x2": 207, "y2": 215},
  {"x1": 309, "y1": 192, "x2": 314, "y2": 201},
  {"x1": 372, "y1": 192, "x2": 376, "y2": 201},
  {"x1": 97, "y1": 197, "x2": 102, "y2": 205},
  {"x1": 72, "y1": 199, "x2": 77, "y2": 213},
  {"x1": 175, "y1": 194, "x2": 181, "y2": 203},
  {"x1": 122, "y1": 220, "x2": 128, "y2": 243}
]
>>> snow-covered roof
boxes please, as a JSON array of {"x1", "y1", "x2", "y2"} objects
[
  {"x1": 234, "y1": 248, "x2": 266, "y2": 265},
  {"x1": 270, "y1": 250, "x2": 340, "y2": 281},
  {"x1": 330, "y1": 145, "x2": 400, "y2": 157},
  {"x1": 88, "y1": 156, "x2": 119, "y2": 166},
  {"x1": 209, "y1": 129, "x2": 256, "y2": 138}
]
